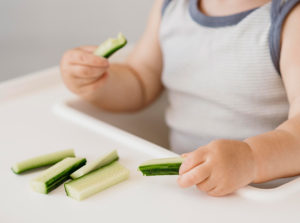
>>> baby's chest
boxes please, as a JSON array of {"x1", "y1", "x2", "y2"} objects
[{"x1": 161, "y1": 33, "x2": 284, "y2": 103}]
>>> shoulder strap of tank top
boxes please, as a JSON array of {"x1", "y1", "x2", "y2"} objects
[{"x1": 269, "y1": 0, "x2": 300, "y2": 76}]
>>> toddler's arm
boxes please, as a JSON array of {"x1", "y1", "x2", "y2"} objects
[
  {"x1": 60, "y1": 0, "x2": 164, "y2": 112},
  {"x1": 245, "y1": 4, "x2": 300, "y2": 182},
  {"x1": 177, "y1": 4, "x2": 300, "y2": 196}
]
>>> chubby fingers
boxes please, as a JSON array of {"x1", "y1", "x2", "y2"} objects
[
  {"x1": 63, "y1": 48, "x2": 109, "y2": 67},
  {"x1": 63, "y1": 64, "x2": 108, "y2": 79},
  {"x1": 179, "y1": 147, "x2": 206, "y2": 175},
  {"x1": 196, "y1": 177, "x2": 216, "y2": 192},
  {"x1": 77, "y1": 45, "x2": 98, "y2": 53},
  {"x1": 60, "y1": 64, "x2": 108, "y2": 94},
  {"x1": 177, "y1": 163, "x2": 211, "y2": 188}
]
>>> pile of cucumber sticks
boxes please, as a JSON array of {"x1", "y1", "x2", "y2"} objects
[{"x1": 12, "y1": 149, "x2": 129, "y2": 201}]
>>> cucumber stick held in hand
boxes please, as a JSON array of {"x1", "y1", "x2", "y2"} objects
[
  {"x1": 31, "y1": 157, "x2": 86, "y2": 194},
  {"x1": 94, "y1": 33, "x2": 127, "y2": 58},
  {"x1": 139, "y1": 157, "x2": 184, "y2": 176},
  {"x1": 11, "y1": 149, "x2": 75, "y2": 174}
]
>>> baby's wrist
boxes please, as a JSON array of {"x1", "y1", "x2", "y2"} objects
[{"x1": 244, "y1": 140, "x2": 259, "y2": 183}]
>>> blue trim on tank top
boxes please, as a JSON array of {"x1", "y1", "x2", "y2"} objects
[
  {"x1": 188, "y1": 0, "x2": 259, "y2": 27},
  {"x1": 269, "y1": 0, "x2": 300, "y2": 76},
  {"x1": 162, "y1": 0, "x2": 172, "y2": 14},
  {"x1": 161, "y1": 0, "x2": 300, "y2": 76}
]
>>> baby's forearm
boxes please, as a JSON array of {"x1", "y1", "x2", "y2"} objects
[
  {"x1": 245, "y1": 114, "x2": 300, "y2": 183},
  {"x1": 87, "y1": 63, "x2": 148, "y2": 112},
  {"x1": 85, "y1": 0, "x2": 163, "y2": 112},
  {"x1": 245, "y1": 2, "x2": 300, "y2": 183}
]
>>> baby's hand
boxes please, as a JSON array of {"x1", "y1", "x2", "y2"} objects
[
  {"x1": 177, "y1": 140, "x2": 256, "y2": 196},
  {"x1": 60, "y1": 46, "x2": 109, "y2": 100}
]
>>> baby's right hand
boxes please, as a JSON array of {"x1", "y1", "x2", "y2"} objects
[{"x1": 60, "y1": 46, "x2": 109, "y2": 100}]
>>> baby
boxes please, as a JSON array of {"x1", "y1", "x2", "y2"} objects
[{"x1": 60, "y1": 0, "x2": 300, "y2": 196}]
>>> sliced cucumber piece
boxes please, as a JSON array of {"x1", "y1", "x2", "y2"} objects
[
  {"x1": 65, "y1": 161, "x2": 129, "y2": 201},
  {"x1": 138, "y1": 157, "x2": 184, "y2": 176},
  {"x1": 94, "y1": 33, "x2": 127, "y2": 58},
  {"x1": 11, "y1": 149, "x2": 75, "y2": 174},
  {"x1": 31, "y1": 157, "x2": 86, "y2": 194},
  {"x1": 71, "y1": 150, "x2": 119, "y2": 179}
]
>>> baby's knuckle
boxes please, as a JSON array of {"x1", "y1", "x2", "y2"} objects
[
  {"x1": 182, "y1": 158, "x2": 194, "y2": 170},
  {"x1": 188, "y1": 156, "x2": 198, "y2": 165},
  {"x1": 77, "y1": 67, "x2": 89, "y2": 76},
  {"x1": 197, "y1": 183, "x2": 209, "y2": 192},
  {"x1": 82, "y1": 69, "x2": 90, "y2": 77},
  {"x1": 92, "y1": 57, "x2": 101, "y2": 65},
  {"x1": 209, "y1": 140, "x2": 230, "y2": 155},
  {"x1": 195, "y1": 147, "x2": 206, "y2": 156},
  {"x1": 78, "y1": 54, "x2": 86, "y2": 63},
  {"x1": 187, "y1": 173, "x2": 198, "y2": 185},
  {"x1": 64, "y1": 50, "x2": 77, "y2": 62}
]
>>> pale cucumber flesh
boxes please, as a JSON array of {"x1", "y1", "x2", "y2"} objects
[
  {"x1": 94, "y1": 33, "x2": 127, "y2": 58},
  {"x1": 71, "y1": 150, "x2": 119, "y2": 179},
  {"x1": 138, "y1": 157, "x2": 184, "y2": 176},
  {"x1": 65, "y1": 161, "x2": 129, "y2": 201},
  {"x1": 11, "y1": 149, "x2": 75, "y2": 174},
  {"x1": 31, "y1": 157, "x2": 86, "y2": 194}
]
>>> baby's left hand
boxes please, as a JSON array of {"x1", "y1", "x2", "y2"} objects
[{"x1": 177, "y1": 139, "x2": 256, "y2": 196}]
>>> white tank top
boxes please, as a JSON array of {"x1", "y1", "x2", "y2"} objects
[{"x1": 160, "y1": 0, "x2": 300, "y2": 153}]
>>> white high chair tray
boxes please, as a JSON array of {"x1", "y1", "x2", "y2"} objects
[{"x1": 0, "y1": 67, "x2": 299, "y2": 223}]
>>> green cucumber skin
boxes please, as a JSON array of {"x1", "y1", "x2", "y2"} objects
[
  {"x1": 139, "y1": 168, "x2": 180, "y2": 176},
  {"x1": 44, "y1": 158, "x2": 86, "y2": 194},
  {"x1": 64, "y1": 183, "x2": 70, "y2": 196},
  {"x1": 138, "y1": 160, "x2": 183, "y2": 176},
  {"x1": 139, "y1": 163, "x2": 182, "y2": 170},
  {"x1": 94, "y1": 33, "x2": 127, "y2": 59},
  {"x1": 102, "y1": 41, "x2": 127, "y2": 58},
  {"x1": 141, "y1": 171, "x2": 179, "y2": 176},
  {"x1": 46, "y1": 175, "x2": 71, "y2": 194},
  {"x1": 11, "y1": 167, "x2": 19, "y2": 175},
  {"x1": 11, "y1": 149, "x2": 75, "y2": 174},
  {"x1": 12, "y1": 162, "x2": 60, "y2": 175}
]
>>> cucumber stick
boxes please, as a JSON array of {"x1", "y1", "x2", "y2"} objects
[
  {"x1": 71, "y1": 150, "x2": 119, "y2": 179},
  {"x1": 65, "y1": 161, "x2": 129, "y2": 201},
  {"x1": 94, "y1": 33, "x2": 127, "y2": 58},
  {"x1": 31, "y1": 157, "x2": 86, "y2": 194},
  {"x1": 138, "y1": 157, "x2": 184, "y2": 176},
  {"x1": 11, "y1": 149, "x2": 75, "y2": 174}
]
